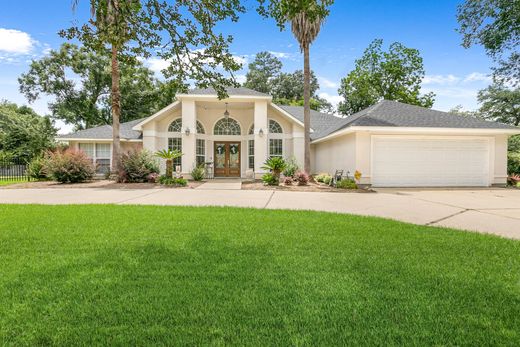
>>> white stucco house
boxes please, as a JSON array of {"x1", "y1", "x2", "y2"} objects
[{"x1": 58, "y1": 87, "x2": 520, "y2": 187}]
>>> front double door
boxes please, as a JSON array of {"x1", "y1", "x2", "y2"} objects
[{"x1": 214, "y1": 142, "x2": 241, "y2": 177}]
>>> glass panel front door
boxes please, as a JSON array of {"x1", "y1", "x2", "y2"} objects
[{"x1": 214, "y1": 142, "x2": 241, "y2": 177}]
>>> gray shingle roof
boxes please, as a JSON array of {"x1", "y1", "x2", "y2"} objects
[
  {"x1": 57, "y1": 118, "x2": 145, "y2": 140},
  {"x1": 276, "y1": 105, "x2": 345, "y2": 140},
  {"x1": 316, "y1": 100, "x2": 517, "y2": 139},
  {"x1": 187, "y1": 87, "x2": 270, "y2": 97}
]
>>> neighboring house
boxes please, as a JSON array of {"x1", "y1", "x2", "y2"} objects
[{"x1": 57, "y1": 87, "x2": 520, "y2": 187}]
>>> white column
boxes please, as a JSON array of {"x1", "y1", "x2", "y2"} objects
[
  {"x1": 254, "y1": 100, "x2": 268, "y2": 177},
  {"x1": 181, "y1": 100, "x2": 196, "y2": 175}
]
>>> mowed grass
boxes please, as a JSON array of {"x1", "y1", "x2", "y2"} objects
[
  {"x1": 0, "y1": 178, "x2": 27, "y2": 186},
  {"x1": 1, "y1": 205, "x2": 519, "y2": 346}
]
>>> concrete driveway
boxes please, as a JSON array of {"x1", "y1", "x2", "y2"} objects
[{"x1": 0, "y1": 187, "x2": 519, "y2": 239}]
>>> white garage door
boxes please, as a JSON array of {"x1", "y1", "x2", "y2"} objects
[{"x1": 372, "y1": 136, "x2": 490, "y2": 187}]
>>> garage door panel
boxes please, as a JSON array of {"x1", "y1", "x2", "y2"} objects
[{"x1": 372, "y1": 137, "x2": 490, "y2": 187}]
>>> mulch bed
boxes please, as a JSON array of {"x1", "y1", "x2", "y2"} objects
[{"x1": 241, "y1": 180, "x2": 375, "y2": 193}]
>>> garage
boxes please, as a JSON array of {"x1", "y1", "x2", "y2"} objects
[{"x1": 371, "y1": 136, "x2": 491, "y2": 187}]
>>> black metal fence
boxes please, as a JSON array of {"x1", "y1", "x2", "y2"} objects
[{"x1": 0, "y1": 157, "x2": 30, "y2": 182}]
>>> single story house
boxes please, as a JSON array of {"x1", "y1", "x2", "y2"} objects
[{"x1": 57, "y1": 87, "x2": 520, "y2": 187}]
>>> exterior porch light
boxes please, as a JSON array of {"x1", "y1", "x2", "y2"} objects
[
  {"x1": 185, "y1": 127, "x2": 190, "y2": 136},
  {"x1": 259, "y1": 128, "x2": 264, "y2": 137}
]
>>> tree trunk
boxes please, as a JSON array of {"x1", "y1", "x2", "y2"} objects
[
  {"x1": 303, "y1": 44, "x2": 311, "y2": 174},
  {"x1": 111, "y1": 43, "x2": 122, "y2": 174}
]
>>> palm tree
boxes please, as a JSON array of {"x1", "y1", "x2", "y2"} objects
[
  {"x1": 155, "y1": 149, "x2": 183, "y2": 178},
  {"x1": 289, "y1": 4, "x2": 329, "y2": 174},
  {"x1": 71, "y1": 0, "x2": 137, "y2": 175}
]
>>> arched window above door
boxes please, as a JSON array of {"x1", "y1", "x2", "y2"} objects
[
  {"x1": 196, "y1": 121, "x2": 205, "y2": 134},
  {"x1": 269, "y1": 119, "x2": 283, "y2": 134},
  {"x1": 214, "y1": 118, "x2": 241, "y2": 135}
]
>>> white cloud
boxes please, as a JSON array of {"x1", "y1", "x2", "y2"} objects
[
  {"x1": 145, "y1": 57, "x2": 171, "y2": 73},
  {"x1": 0, "y1": 28, "x2": 34, "y2": 54},
  {"x1": 232, "y1": 55, "x2": 248, "y2": 66},
  {"x1": 268, "y1": 51, "x2": 292, "y2": 59},
  {"x1": 318, "y1": 92, "x2": 342, "y2": 106},
  {"x1": 422, "y1": 74, "x2": 460, "y2": 85},
  {"x1": 464, "y1": 72, "x2": 492, "y2": 83},
  {"x1": 318, "y1": 76, "x2": 339, "y2": 89}
]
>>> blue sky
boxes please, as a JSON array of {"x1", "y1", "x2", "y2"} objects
[{"x1": 0, "y1": 0, "x2": 494, "y2": 133}]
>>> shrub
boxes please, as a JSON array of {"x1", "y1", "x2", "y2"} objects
[
  {"x1": 262, "y1": 157, "x2": 287, "y2": 178},
  {"x1": 323, "y1": 175, "x2": 332, "y2": 185},
  {"x1": 27, "y1": 156, "x2": 50, "y2": 180},
  {"x1": 147, "y1": 172, "x2": 159, "y2": 183},
  {"x1": 283, "y1": 176, "x2": 293, "y2": 185},
  {"x1": 294, "y1": 171, "x2": 309, "y2": 186},
  {"x1": 283, "y1": 157, "x2": 299, "y2": 178},
  {"x1": 336, "y1": 179, "x2": 358, "y2": 189},
  {"x1": 315, "y1": 173, "x2": 332, "y2": 183},
  {"x1": 158, "y1": 175, "x2": 187, "y2": 187},
  {"x1": 44, "y1": 149, "x2": 95, "y2": 183},
  {"x1": 508, "y1": 152, "x2": 520, "y2": 175},
  {"x1": 191, "y1": 164, "x2": 205, "y2": 181},
  {"x1": 262, "y1": 172, "x2": 279, "y2": 186},
  {"x1": 119, "y1": 149, "x2": 159, "y2": 183}
]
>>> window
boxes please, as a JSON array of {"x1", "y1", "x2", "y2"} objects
[
  {"x1": 248, "y1": 140, "x2": 254, "y2": 169},
  {"x1": 196, "y1": 139, "x2": 205, "y2": 167},
  {"x1": 95, "y1": 144, "x2": 111, "y2": 174},
  {"x1": 269, "y1": 119, "x2": 283, "y2": 134},
  {"x1": 213, "y1": 118, "x2": 241, "y2": 135},
  {"x1": 78, "y1": 143, "x2": 111, "y2": 174},
  {"x1": 168, "y1": 137, "x2": 182, "y2": 171},
  {"x1": 269, "y1": 139, "x2": 283, "y2": 158},
  {"x1": 78, "y1": 143, "x2": 94, "y2": 158},
  {"x1": 196, "y1": 121, "x2": 205, "y2": 134},
  {"x1": 248, "y1": 124, "x2": 254, "y2": 135},
  {"x1": 168, "y1": 118, "x2": 182, "y2": 132}
]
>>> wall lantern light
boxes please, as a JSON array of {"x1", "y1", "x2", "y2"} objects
[
  {"x1": 185, "y1": 127, "x2": 190, "y2": 136},
  {"x1": 258, "y1": 128, "x2": 264, "y2": 137}
]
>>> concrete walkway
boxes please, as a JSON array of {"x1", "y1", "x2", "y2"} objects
[
  {"x1": 0, "y1": 188, "x2": 519, "y2": 239},
  {"x1": 195, "y1": 179, "x2": 242, "y2": 190}
]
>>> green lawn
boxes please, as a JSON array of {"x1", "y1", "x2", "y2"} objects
[
  {"x1": 0, "y1": 178, "x2": 27, "y2": 186},
  {"x1": 1, "y1": 205, "x2": 519, "y2": 346}
]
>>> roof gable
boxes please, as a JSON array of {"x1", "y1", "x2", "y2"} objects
[{"x1": 57, "y1": 118, "x2": 145, "y2": 140}]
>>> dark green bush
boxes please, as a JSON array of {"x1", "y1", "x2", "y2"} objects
[
  {"x1": 336, "y1": 179, "x2": 358, "y2": 189},
  {"x1": 158, "y1": 175, "x2": 188, "y2": 187},
  {"x1": 119, "y1": 149, "x2": 159, "y2": 183},
  {"x1": 262, "y1": 173, "x2": 279, "y2": 186},
  {"x1": 191, "y1": 164, "x2": 205, "y2": 181},
  {"x1": 508, "y1": 152, "x2": 520, "y2": 175},
  {"x1": 27, "y1": 155, "x2": 50, "y2": 180},
  {"x1": 44, "y1": 149, "x2": 95, "y2": 183}
]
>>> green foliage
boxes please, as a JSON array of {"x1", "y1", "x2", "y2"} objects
[
  {"x1": 336, "y1": 179, "x2": 358, "y2": 190},
  {"x1": 457, "y1": 0, "x2": 519, "y2": 85},
  {"x1": 282, "y1": 157, "x2": 299, "y2": 178},
  {"x1": 262, "y1": 157, "x2": 287, "y2": 179},
  {"x1": 190, "y1": 164, "x2": 206, "y2": 181},
  {"x1": 257, "y1": 0, "x2": 334, "y2": 32},
  {"x1": 119, "y1": 149, "x2": 159, "y2": 183},
  {"x1": 0, "y1": 100, "x2": 56, "y2": 161},
  {"x1": 509, "y1": 135, "x2": 520, "y2": 153},
  {"x1": 338, "y1": 39, "x2": 435, "y2": 115},
  {"x1": 243, "y1": 52, "x2": 332, "y2": 112},
  {"x1": 44, "y1": 150, "x2": 95, "y2": 183},
  {"x1": 19, "y1": 43, "x2": 178, "y2": 130},
  {"x1": 155, "y1": 149, "x2": 183, "y2": 178},
  {"x1": 478, "y1": 83, "x2": 520, "y2": 126},
  {"x1": 243, "y1": 51, "x2": 282, "y2": 93},
  {"x1": 315, "y1": 173, "x2": 332, "y2": 183},
  {"x1": 158, "y1": 175, "x2": 188, "y2": 187},
  {"x1": 61, "y1": 0, "x2": 246, "y2": 99},
  {"x1": 261, "y1": 172, "x2": 279, "y2": 186},
  {"x1": 27, "y1": 156, "x2": 50, "y2": 180},
  {"x1": 508, "y1": 152, "x2": 520, "y2": 175}
]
